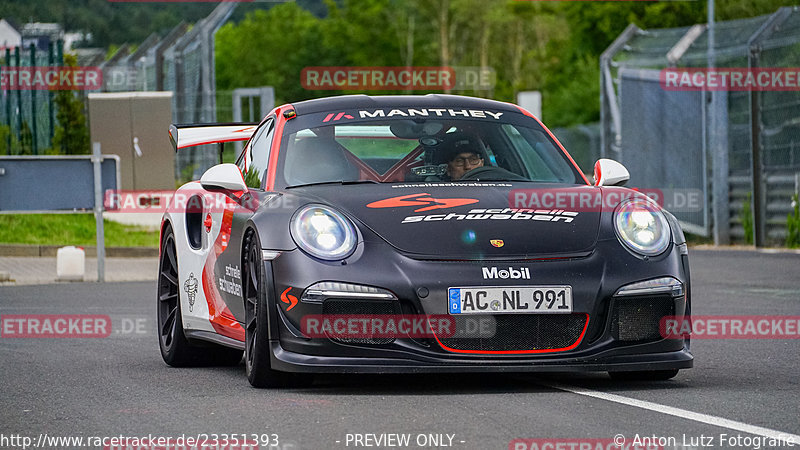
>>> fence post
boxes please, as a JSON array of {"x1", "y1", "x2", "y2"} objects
[
  {"x1": 14, "y1": 46, "x2": 21, "y2": 149},
  {"x1": 708, "y1": 0, "x2": 731, "y2": 245},
  {"x1": 748, "y1": 52, "x2": 765, "y2": 248},
  {"x1": 48, "y1": 44, "x2": 55, "y2": 147},
  {"x1": 30, "y1": 43, "x2": 38, "y2": 155},
  {"x1": 795, "y1": 173, "x2": 800, "y2": 199},
  {"x1": 92, "y1": 142, "x2": 105, "y2": 282},
  {"x1": 4, "y1": 48, "x2": 10, "y2": 153},
  {"x1": 600, "y1": 24, "x2": 639, "y2": 160},
  {"x1": 710, "y1": 92, "x2": 730, "y2": 245}
]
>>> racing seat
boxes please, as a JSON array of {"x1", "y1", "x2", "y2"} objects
[{"x1": 284, "y1": 136, "x2": 359, "y2": 185}]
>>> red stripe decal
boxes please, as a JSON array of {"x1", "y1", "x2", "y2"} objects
[{"x1": 201, "y1": 199, "x2": 245, "y2": 342}]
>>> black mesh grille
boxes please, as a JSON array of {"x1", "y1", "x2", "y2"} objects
[
  {"x1": 321, "y1": 299, "x2": 398, "y2": 345},
  {"x1": 611, "y1": 295, "x2": 675, "y2": 342},
  {"x1": 436, "y1": 314, "x2": 587, "y2": 353}
]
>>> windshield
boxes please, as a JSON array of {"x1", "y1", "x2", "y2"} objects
[{"x1": 278, "y1": 110, "x2": 582, "y2": 188}]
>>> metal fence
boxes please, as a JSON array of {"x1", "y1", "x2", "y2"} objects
[
  {"x1": 601, "y1": 7, "x2": 800, "y2": 245},
  {"x1": 0, "y1": 4, "x2": 242, "y2": 183},
  {"x1": 0, "y1": 43, "x2": 65, "y2": 155},
  {"x1": 98, "y1": 4, "x2": 238, "y2": 181}
]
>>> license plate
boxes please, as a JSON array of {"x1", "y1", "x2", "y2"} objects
[{"x1": 448, "y1": 286, "x2": 572, "y2": 314}]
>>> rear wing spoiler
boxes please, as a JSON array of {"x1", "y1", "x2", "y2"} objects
[{"x1": 169, "y1": 123, "x2": 259, "y2": 162}]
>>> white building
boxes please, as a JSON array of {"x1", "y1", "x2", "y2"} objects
[{"x1": 0, "y1": 19, "x2": 22, "y2": 51}]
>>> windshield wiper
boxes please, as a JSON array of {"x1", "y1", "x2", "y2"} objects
[
  {"x1": 342, "y1": 179, "x2": 380, "y2": 185},
  {"x1": 286, "y1": 180, "x2": 380, "y2": 189}
]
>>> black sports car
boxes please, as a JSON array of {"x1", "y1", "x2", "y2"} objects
[{"x1": 158, "y1": 94, "x2": 692, "y2": 387}]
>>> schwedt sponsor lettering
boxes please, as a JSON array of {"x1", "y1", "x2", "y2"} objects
[{"x1": 401, "y1": 208, "x2": 578, "y2": 224}]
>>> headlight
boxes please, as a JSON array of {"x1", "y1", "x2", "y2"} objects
[
  {"x1": 614, "y1": 198, "x2": 670, "y2": 256},
  {"x1": 290, "y1": 204, "x2": 357, "y2": 260}
]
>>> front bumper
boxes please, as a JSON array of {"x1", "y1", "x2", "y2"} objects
[
  {"x1": 269, "y1": 342, "x2": 693, "y2": 373},
  {"x1": 264, "y1": 238, "x2": 693, "y2": 374}
]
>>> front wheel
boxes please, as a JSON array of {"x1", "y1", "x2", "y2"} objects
[{"x1": 243, "y1": 232, "x2": 311, "y2": 388}]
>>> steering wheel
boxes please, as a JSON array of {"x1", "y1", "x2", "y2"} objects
[{"x1": 458, "y1": 166, "x2": 528, "y2": 181}]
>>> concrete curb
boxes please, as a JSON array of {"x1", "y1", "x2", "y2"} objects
[{"x1": 0, "y1": 244, "x2": 158, "y2": 258}]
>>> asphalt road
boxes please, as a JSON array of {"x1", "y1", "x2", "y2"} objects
[{"x1": 1, "y1": 249, "x2": 798, "y2": 450}]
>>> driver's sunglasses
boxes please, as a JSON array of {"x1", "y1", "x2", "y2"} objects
[{"x1": 451, "y1": 155, "x2": 483, "y2": 167}]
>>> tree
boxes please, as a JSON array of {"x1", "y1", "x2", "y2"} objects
[
  {"x1": 216, "y1": 3, "x2": 323, "y2": 105},
  {"x1": 52, "y1": 54, "x2": 90, "y2": 155},
  {"x1": 214, "y1": 0, "x2": 798, "y2": 127}
]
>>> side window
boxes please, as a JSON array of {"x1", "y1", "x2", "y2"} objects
[{"x1": 238, "y1": 119, "x2": 274, "y2": 189}]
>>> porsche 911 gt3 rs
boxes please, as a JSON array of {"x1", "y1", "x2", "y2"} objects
[{"x1": 158, "y1": 94, "x2": 692, "y2": 387}]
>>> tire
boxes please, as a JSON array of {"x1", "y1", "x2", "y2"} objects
[
  {"x1": 242, "y1": 232, "x2": 289, "y2": 387},
  {"x1": 608, "y1": 369, "x2": 680, "y2": 381},
  {"x1": 158, "y1": 224, "x2": 243, "y2": 367}
]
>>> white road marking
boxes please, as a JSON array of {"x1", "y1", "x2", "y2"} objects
[{"x1": 543, "y1": 382, "x2": 800, "y2": 442}]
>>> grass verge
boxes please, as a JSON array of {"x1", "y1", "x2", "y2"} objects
[{"x1": 0, "y1": 214, "x2": 159, "y2": 248}]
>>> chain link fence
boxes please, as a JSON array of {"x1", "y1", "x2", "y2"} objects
[
  {"x1": 601, "y1": 7, "x2": 800, "y2": 245},
  {"x1": 0, "y1": 4, "x2": 239, "y2": 180},
  {"x1": 96, "y1": 4, "x2": 238, "y2": 182},
  {"x1": 0, "y1": 43, "x2": 64, "y2": 155}
]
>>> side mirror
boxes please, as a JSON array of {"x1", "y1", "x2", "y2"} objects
[
  {"x1": 200, "y1": 163, "x2": 247, "y2": 192},
  {"x1": 593, "y1": 158, "x2": 630, "y2": 186}
]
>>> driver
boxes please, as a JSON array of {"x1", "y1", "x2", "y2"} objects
[{"x1": 444, "y1": 137, "x2": 484, "y2": 180}]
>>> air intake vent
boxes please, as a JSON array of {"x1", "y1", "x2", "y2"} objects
[
  {"x1": 611, "y1": 295, "x2": 675, "y2": 342},
  {"x1": 321, "y1": 299, "x2": 399, "y2": 345}
]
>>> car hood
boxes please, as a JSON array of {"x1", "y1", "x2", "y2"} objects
[{"x1": 291, "y1": 183, "x2": 602, "y2": 259}]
